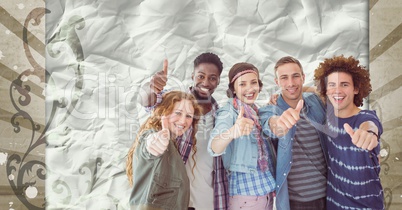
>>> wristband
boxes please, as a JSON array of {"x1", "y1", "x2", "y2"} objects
[{"x1": 367, "y1": 130, "x2": 379, "y2": 139}]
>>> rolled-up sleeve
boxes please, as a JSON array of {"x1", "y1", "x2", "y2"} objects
[
  {"x1": 259, "y1": 105, "x2": 281, "y2": 138},
  {"x1": 208, "y1": 106, "x2": 235, "y2": 157}
]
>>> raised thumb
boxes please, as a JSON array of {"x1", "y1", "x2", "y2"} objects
[
  {"x1": 343, "y1": 123, "x2": 354, "y2": 137},
  {"x1": 237, "y1": 106, "x2": 245, "y2": 119},
  {"x1": 295, "y1": 99, "x2": 304, "y2": 113}
]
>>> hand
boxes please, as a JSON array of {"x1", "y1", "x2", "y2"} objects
[
  {"x1": 344, "y1": 123, "x2": 379, "y2": 150},
  {"x1": 268, "y1": 93, "x2": 279, "y2": 105},
  {"x1": 149, "y1": 59, "x2": 168, "y2": 94},
  {"x1": 233, "y1": 106, "x2": 255, "y2": 139},
  {"x1": 272, "y1": 100, "x2": 303, "y2": 136},
  {"x1": 146, "y1": 115, "x2": 170, "y2": 156}
]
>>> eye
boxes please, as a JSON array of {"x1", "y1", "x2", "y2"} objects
[
  {"x1": 209, "y1": 77, "x2": 217, "y2": 81},
  {"x1": 174, "y1": 111, "x2": 182, "y2": 116},
  {"x1": 197, "y1": 75, "x2": 204, "y2": 79},
  {"x1": 252, "y1": 81, "x2": 258, "y2": 84},
  {"x1": 186, "y1": 114, "x2": 193, "y2": 119}
]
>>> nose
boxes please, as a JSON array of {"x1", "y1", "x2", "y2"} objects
[
  {"x1": 288, "y1": 77, "x2": 295, "y2": 86},
  {"x1": 178, "y1": 114, "x2": 187, "y2": 124},
  {"x1": 202, "y1": 78, "x2": 211, "y2": 87}
]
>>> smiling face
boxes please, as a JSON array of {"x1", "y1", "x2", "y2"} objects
[
  {"x1": 167, "y1": 99, "x2": 195, "y2": 137},
  {"x1": 191, "y1": 63, "x2": 220, "y2": 99},
  {"x1": 326, "y1": 72, "x2": 359, "y2": 117},
  {"x1": 275, "y1": 63, "x2": 305, "y2": 107},
  {"x1": 233, "y1": 72, "x2": 260, "y2": 104}
]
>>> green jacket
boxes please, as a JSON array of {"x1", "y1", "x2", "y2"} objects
[{"x1": 129, "y1": 130, "x2": 190, "y2": 210}]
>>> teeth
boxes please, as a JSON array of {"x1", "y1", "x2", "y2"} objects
[
  {"x1": 334, "y1": 97, "x2": 344, "y2": 100},
  {"x1": 245, "y1": 93, "x2": 253, "y2": 97},
  {"x1": 200, "y1": 88, "x2": 209, "y2": 92}
]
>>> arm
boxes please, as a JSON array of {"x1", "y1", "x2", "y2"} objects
[
  {"x1": 267, "y1": 100, "x2": 304, "y2": 137},
  {"x1": 344, "y1": 120, "x2": 380, "y2": 151},
  {"x1": 142, "y1": 116, "x2": 170, "y2": 157},
  {"x1": 137, "y1": 59, "x2": 168, "y2": 107},
  {"x1": 138, "y1": 81, "x2": 159, "y2": 107},
  {"x1": 210, "y1": 107, "x2": 254, "y2": 155}
]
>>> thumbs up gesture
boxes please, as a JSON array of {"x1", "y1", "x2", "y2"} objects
[
  {"x1": 150, "y1": 59, "x2": 168, "y2": 94},
  {"x1": 272, "y1": 100, "x2": 303, "y2": 137},
  {"x1": 233, "y1": 106, "x2": 255, "y2": 139},
  {"x1": 146, "y1": 115, "x2": 171, "y2": 156},
  {"x1": 343, "y1": 123, "x2": 379, "y2": 151}
]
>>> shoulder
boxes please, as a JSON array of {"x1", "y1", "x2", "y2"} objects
[
  {"x1": 217, "y1": 100, "x2": 235, "y2": 113},
  {"x1": 303, "y1": 92, "x2": 320, "y2": 102},
  {"x1": 138, "y1": 129, "x2": 157, "y2": 141},
  {"x1": 357, "y1": 110, "x2": 381, "y2": 123},
  {"x1": 303, "y1": 92, "x2": 324, "y2": 107}
]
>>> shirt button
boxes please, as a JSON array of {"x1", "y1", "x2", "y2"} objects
[{"x1": 283, "y1": 173, "x2": 286, "y2": 176}]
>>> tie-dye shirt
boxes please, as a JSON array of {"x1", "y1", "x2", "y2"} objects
[{"x1": 325, "y1": 109, "x2": 384, "y2": 210}]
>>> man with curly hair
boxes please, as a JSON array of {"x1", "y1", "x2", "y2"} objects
[{"x1": 314, "y1": 55, "x2": 384, "y2": 209}]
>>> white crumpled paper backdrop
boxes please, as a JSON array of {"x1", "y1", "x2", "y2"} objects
[{"x1": 45, "y1": 0, "x2": 368, "y2": 209}]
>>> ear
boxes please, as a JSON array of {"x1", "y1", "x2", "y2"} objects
[
  {"x1": 354, "y1": 87, "x2": 359, "y2": 95},
  {"x1": 275, "y1": 77, "x2": 279, "y2": 86},
  {"x1": 191, "y1": 72, "x2": 194, "y2": 80},
  {"x1": 302, "y1": 74, "x2": 306, "y2": 84}
]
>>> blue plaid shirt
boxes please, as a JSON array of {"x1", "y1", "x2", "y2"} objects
[{"x1": 229, "y1": 165, "x2": 276, "y2": 196}]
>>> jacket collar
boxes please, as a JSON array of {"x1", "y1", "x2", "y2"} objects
[{"x1": 277, "y1": 93, "x2": 310, "y2": 113}]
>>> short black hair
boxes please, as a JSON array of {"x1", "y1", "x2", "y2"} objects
[{"x1": 193, "y1": 52, "x2": 223, "y2": 74}]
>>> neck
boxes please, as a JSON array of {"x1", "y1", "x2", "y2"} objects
[
  {"x1": 191, "y1": 87, "x2": 213, "y2": 115},
  {"x1": 335, "y1": 105, "x2": 360, "y2": 118},
  {"x1": 282, "y1": 96, "x2": 302, "y2": 109}
]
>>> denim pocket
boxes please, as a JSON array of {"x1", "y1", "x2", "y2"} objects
[{"x1": 147, "y1": 173, "x2": 181, "y2": 209}]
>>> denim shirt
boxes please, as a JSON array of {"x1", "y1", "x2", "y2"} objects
[
  {"x1": 208, "y1": 100, "x2": 275, "y2": 174},
  {"x1": 259, "y1": 93, "x2": 328, "y2": 210}
]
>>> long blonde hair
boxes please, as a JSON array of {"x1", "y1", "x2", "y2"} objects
[{"x1": 126, "y1": 91, "x2": 202, "y2": 186}]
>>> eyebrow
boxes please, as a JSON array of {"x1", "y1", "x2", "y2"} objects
[{"x1": 280, "y1": 73, "x2": 301, "y2": 77}]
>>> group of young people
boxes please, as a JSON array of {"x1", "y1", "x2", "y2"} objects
[{"x1": 126, "y1": 52, "x2": 384, "y2": 210}]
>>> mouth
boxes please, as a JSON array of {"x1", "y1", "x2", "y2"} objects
[
  {"x1": 243, "y1": 92, "x2": 256, "y2": 100},
  {"x1": 332, "y1": 96, "x2": 345, "y2": 104},
  {"x1": 173, "y1": 123, "x2": 186, "y2": 132},
  {"x1": 286, "y1": 87, "x2": 298, "y2": 94},
  {"x1": 200, "y1": 87, "x2": 209, "y2": 92},
  {"x1": 197, "y1": 87, "x2": 211, "y2": 96}
]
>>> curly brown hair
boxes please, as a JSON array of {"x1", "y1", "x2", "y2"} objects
[
  {"x1": 126, "y1": 91, "x2": 202, "y2": 186},
  {"x1": 314, "y1": 55, "x2": 371, "y2": 107}
]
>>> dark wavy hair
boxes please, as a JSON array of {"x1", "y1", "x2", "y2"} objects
[
  {"x1": 314, "y1": 55, "x2": 371, "y2": 107},
  {"x1": 126, "y1": 91, "x2": 202, "y2": 186},
  {"x1": 193, "y1": 52, "x2": 223, "y2": 74}
]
